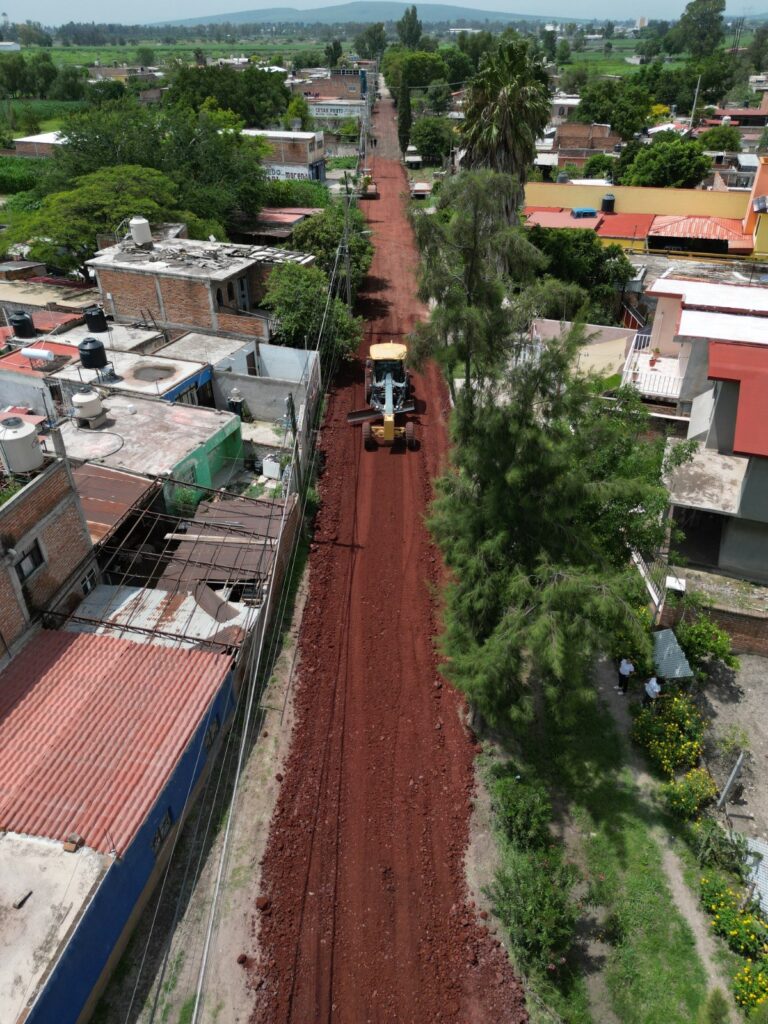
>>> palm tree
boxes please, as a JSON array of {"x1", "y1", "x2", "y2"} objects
[{"x1": 461, "y1": 39, "x2": 550, "y2": 216}]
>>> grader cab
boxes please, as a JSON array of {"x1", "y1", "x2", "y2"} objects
[{"x1": 347, "y1": 342, "x2": 417, "y2": 450}]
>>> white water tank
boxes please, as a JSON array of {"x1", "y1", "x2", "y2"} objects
[
  {"x1": 20, "y1": 347, "x2": 55, "y2": 363},
  {"x1": 0, "y1": 416, "x2": 44, "y2": 473},
  {"x1": 72, "y1": 389, "x2": 103, "y2": 419},
  {"x1": 129, "y1": 216, "x2": 153, "y2": 247}
]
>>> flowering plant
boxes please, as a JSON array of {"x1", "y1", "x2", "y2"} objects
[
  {"x1": 661, "y1": 768, "x2": 717, "y2": 819},
  {"x1": 700, "y1": 876, "x2": 768, "y2": 959},
  {"x1": 631, "y1": 693, "x2": 705, "y2": 776},
  {"x1": 732, "y1": 960, "x2": 768, "y2": 1010}
]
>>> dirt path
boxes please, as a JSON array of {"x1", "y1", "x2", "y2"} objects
[
  {"x1": 596, "y1": 660, "x2": 738, "y2": 1021},
  {"x1": 248, "y1": 96, "x2": 528, "y2": 1023}
]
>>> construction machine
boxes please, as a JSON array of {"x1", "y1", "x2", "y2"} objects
[{"x1": 347, "y1": 341, "x2": 417, "y2": 450}]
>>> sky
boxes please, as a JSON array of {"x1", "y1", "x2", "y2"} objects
[{"x1": 20, "y1": 0, "x2": 700, "y2": 32}]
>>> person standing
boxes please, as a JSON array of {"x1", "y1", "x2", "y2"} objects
[
  {"x1": 643, "y1": 675, "x2": 661, "y2": 708},
  {"x1": 616, "y1": 657, "x2": 635, "y2": 696}
]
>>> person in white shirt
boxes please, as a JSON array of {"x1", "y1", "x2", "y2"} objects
[
  {"x1": 616, "y1": 657, "x2": 635, "y2": 696},
  {"x1": 643, "y1": 676, "x2": 661, "y2": 707}
]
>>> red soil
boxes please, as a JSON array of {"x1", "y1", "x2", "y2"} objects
[{"x1": 249, "y1": 97, "x2": 528, "y2": 1024}]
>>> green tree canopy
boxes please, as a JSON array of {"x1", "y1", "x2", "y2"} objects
[
  {"x1": 576, "y1": 78, "x2": 651, "y2": 139},
  {"x1": 582, "y1": 152, "x2": 617, "y2": 179},
  {"x1": 1, "y1": 164, "x2": 221, "y2": 277},
  {"x1": 165, "y1": 63, "x2": 289, "y2": 125},
  {"x1": 325, "y1": 39, "x2": 343, "y2": 68},
  {"x1": 354, "y1": 23, "x2": 387, "y2": 59},
  {"x1": 396, "y1": 4, "x2": 423, "y2": 49},
  {"x1": 678, "y1": 0, "x2": 725, "y2": 61},
  {"x1": 290, "y1": 202, "x2": 373, "y2": 300},
  {"x1": 461, "y1": 38, "x2": 550, "y2": 213},
  {"x1": 425, "y1": 79, "x2": 452, "y2": 114},
  {"x1": 282, "y1": 94, "x2": 314, "y2": 131},
  {"x1": 410, "y1": 116, "x2": 454, "y2": 164},
  {"x1": 698, "y1": 124, "x2": 741, "y2": 151},
  {"x1": 621, "y1": 136, "x2": 711, "y2": 188}
]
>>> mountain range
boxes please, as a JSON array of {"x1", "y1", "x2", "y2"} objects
[{"x1": 159, "y1": 2, "x2": 559, "y2": 27}]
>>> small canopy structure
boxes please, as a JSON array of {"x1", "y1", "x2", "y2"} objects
[{"x1": 652, "y1": 628, "x2": 693, "y2": 680}]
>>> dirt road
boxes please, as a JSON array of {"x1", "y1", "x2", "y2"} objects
[{"x1": 249, "y1": 97, "x2": 528, "y2": 1024}]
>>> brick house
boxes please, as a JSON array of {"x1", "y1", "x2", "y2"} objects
[
  {"x1": 553, "y1": 122, "x2": 622, "y2": 169},
  {"x1": 292, "y1": 67, "x2": 367, "y2": 101},
  {"x1": 87, "y1": 237, "x2": 315, "y2": 339},
  {"x1": 242, "y1": 129, "x2": 326, "y2": 181},
  {"x1": 0, "y1": 458, "x2": 96, "y2": 661}
]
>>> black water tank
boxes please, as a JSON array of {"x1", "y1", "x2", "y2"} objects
[
  {"x1": 79, "y1": 336, "x2": 108, "y2": 369},
  {"x1": 9, "y1": 310, "x2": 34, "y2": 339},
  {"x1": 84, "y1": 305, "x2": 108, "y2": 333},
  {"x1": 556, "y1": 172, "x2": 570, "y2": 183},
  {"x1": 602, "y1": 193, "x2": 616, "y2": 214}
]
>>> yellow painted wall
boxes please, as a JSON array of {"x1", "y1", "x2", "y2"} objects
[
  {"x1": 754, "y1": 214, "x2": 768, "y2": 257},
  {"x1": 525, "y1": 181, "x2": 748, "y2": 219}
]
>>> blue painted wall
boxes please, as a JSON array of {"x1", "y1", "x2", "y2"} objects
[
  {"x1": 26, "y1": 670, "x2": 236, "y2": 1024},
  {"x1": 164, "y1": 365, "x2": 213, "y2": 403}
]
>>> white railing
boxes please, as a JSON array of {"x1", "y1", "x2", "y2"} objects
[{"x1": 621, "y1": 334, "x2": 683, "y2": 400}]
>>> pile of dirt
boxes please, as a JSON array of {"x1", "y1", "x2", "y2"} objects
[{"x1": 246, "y1": 98, "x2": 528, "y2": 1024}]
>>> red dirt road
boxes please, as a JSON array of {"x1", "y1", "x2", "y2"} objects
[{"x1": 250, "y1": 98, "x2": 528, "y2": 1024}]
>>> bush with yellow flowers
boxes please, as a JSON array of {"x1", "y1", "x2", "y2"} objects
[
  {"x1": 732, "y1": 960, "x2": 768, "y2": 1011},
  {"x1": 700, "y1": 876, "x2": 768, "y2": 959},
  {"x1": 631, "y1": 693, "x2": 705, "y2": 776},
  {"x1": 661, "y1": 767, "x2": 717, "y2": 819}
]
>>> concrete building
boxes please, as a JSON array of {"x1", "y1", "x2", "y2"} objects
[
  {"x1": 47, "y1": 319, "x2": 167, "y2": 355},
  {"x1": 0, "y1": 340, "x2": 80, "y2": 418},
  {"x1": 0, "y1": 457, "x2": 96, "y2": 661},
  {"x1": 55, "y1": 395, "x2": 242, "y2": 488},
  {"x1": 553, "y1": 122, "x2": 622, "y2": 168},
  {"x1": 0, "y1": 629, "x2": 235, "y2": 1023},
  {"x1": 549, "y1": 94, "x2": 581, "y2": 126},
  {"x1": 88, "y1": 237, "x2": 314, "y2": 339},
  {"x1": 13, "y1": 131, "x2": 65, "y2": 158},
  {"x1": 292, "y1": 66, "x2": 367, "y2": 101},
  {"x1": 308, "y1": 97, "x2": 368, "y2": 124},
  {"x1": 241, "y1": 128, "x2": 325, "y2": 181},
  {"x1": 0, "y1": 277, "x2": 99, "y2": 316}
]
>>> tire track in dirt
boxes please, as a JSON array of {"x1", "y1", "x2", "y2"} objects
[{"x1": 249, "y1": 96, "x2": 528, "y2": 1024}]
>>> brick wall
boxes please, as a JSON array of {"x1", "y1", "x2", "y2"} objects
[
  {"x1": 660, "y1": 604, "x2": 768, "y2": 656},
  {"x1": 159, "y1": 276, "x2": 214, "y2": 329},
  {"x1": 99, "y1": 268, "x2": 161, "y2": 321},
  {"x1": 217, "y1": 311, "x2": 267, "y2": 337},
  {"x1": 0, "y1": 461, "x2": 94, "y2": 652}
]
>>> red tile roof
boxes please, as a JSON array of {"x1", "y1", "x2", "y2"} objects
[
  {"x1": 596, "y1": 212, "x2": 655, "y2": 240},
  {"x1": 0, "y1": 340, "x2": 77, "y2": 375},
  {"x1": 525, "y1": 210, "x2": 603, "y2": 230},
  {"x1": 649, "y1": 215, "x2": 753, "y2": 252},
  {"x1": 523, "y1": 205, "x2": 563, "y2": 215},
  {"x1": 708, "y1": 341, "x2": 768, "y2": 458},
  {"x1": 0, "y1": 631, "x2": 232, "y2": 854}
]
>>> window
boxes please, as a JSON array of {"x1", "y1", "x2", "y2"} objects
[
  {"x1": 152, "y1": 808, "x2": 173, "y2": 856},
  {"x1": 16, "y1": 540, "x2": 44, "y2": 583},
  {"x1": 81, "y1": 568, "x2": 97, "y2": 594}
]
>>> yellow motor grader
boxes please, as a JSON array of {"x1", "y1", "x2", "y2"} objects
[{"x1": 347, "y1": 342, "x2": 417, "y2": 451}]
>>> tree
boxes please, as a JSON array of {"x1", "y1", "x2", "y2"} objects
[
  {"x1": 440, "y1": 45, "x2": 474, "y2": 84},
  {"x1": 411, "y1": 116, "x2": 453, "y2": 164},
  {"x1": 324, "y1": 38, "x2": 342, "y2": 68},
  {"x1": 398, "y1": 74, "x2": 412, "y2": 153},
  {"x1": 582, "y1": 152, "x2": 617, "y2": 179},
  {"x1": 135, "y1": 46, "x2": 155, "y2": 67},
  {"x1": 396, "y1": 5, "x2": 422, "y2": 50},
  {"x1": 411, "y1": 170, "x2": 546, "y2": 423},
  {"x1": 559, "y1": 64, "x2": 588, "y2": 93},
  {"x1": 1, "y1": 164, "x2": 221, "y2": 277},
  {"x1": 748, "y1": 24, "x2": 768, "y2": 73},
  {"x1": 282, "y1": 94, "x2": 313, "y2": 131},
  {"x1": 354, "y1": 23, "x2": 386, "y2": 60},
  {"x1": 290, "y1": 202, "x2": 373, "y2": 299},
  {"x1": 539, "y1": 29, "x2": 557, "y2": 62},
  {"x1": 27, "y1": 51, "x2": 57, "y2": 97},
  {"x1": 604, "y1": 20, "x2": 615, "y2": 38},
  {"x1": 556, "y1": 39, "x2": 572, "y2": 65},
  {"x1": 576, "y1": 78, "x2": 651, "y2": 139},
  {"x1": 678, "y1": 0, "x2": 725, "y2": 61},
  {"x1": 262, "y1": 262, "x2": 362, "y2": 359},
  {"x1": 380, "y1": 48, "x2": 448, "y2": 101},
  {"x1": 166, "y1": 64, "x2": 289, "y2": 125},
  {"x1": 698, "y1": 124, "x2": 741, "y2": 151},
  {"x1": 461, "y1": 39, "x2": 550, "y2": 214},
  {"x1": 621, "y1": 136, "x2": 711, "y2": 187},
  {"x1": 425, "y1": 79, "x2": 451, "y2": 113},
  {"x1": 48, "y1": 65, "x2": 87, "y2": 101},
  {"x1": 428, "y1": 337, "x2": 680, "y2": 725},
  {"x1": 0, "y1": 53, "x2": 28, "y2": 96}
]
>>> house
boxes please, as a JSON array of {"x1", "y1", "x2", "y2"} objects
[
  {"x1": 55, "y1": 394, "x2": 242, "y2": 489},
  {"x1": 229, "y1": 206, "x2": 323, "y2": 246},
  {"x1": 292, "y1": 67, "x2": 367, "y2": 100},
  {"x1": 0, "y1": 629, "x2": 236, "y2": 1023},
  {"x1": 87, "y1": 234, "x2": 314, "y2": 340},
  {"x1": 241, "y1": 128, "x2": 326, "y2": 181},
  {"x1": 549, "y1": 93, "x2": 581, "y2": 126},
  {"x1": 307, "y1": 98, "x2": 368, "y2": 124},
  {"x1": 13, "y1": 131, "x2": 65, "y2": 158},
  {"x1": 0, "y1": 277, "x2": 99, "y2": 316},
  {"x1": 0, "y1": 340, "x2": 81, "y2": 417},
  {"x1": 0, "y1": 454, "x2": 96, "y2": 661},
  {"x1": 553, "y1": 122, "x2": 622, "y2": 169}
]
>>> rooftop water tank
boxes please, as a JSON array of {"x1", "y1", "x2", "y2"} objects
[
  {"x1": 84, "y1": 305, "x2": 108, "y2": 333},
  {"x1": 71, "y1": 390, "x2": 103, "y2": 420},
  {"x1": 129, "y1": 216, "x2": 153, "y2": 247},
  {"x1": 10, "y1": 310, "x2": 34, "y2": 339},
  {"x1": 0, "y1": 416, "x2": 44, "y2": 473},
  {"x1": 79, "y1": 336, "x2": 107, "y2": 370},
  {"x1": 602, "y1": 193, "x2": 616, "y2": 214},
  {"x1": 19, "y1": 347, "x2": 55, "y2": 363}
]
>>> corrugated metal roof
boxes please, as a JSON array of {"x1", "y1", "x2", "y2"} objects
[
  {"x1": 652, "y1": 628, "x2": 693, "y2": 679},
  {"x1": 596, "y1": 213, "x2": 655, "y2": 239},
  {"x1": 709, "y1": 341, "x2": 768, "y2": 457},
  {"x1": 72, "y1": 464, "x2": 157, "y2": 543},
  {"x1": 0, "y1": 631, "x2": 231, "y2": 855},
  {"x1": 649, "y1": 215, "x2": 753, "y2": 249}
]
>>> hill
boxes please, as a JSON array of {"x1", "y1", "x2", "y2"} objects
[{"x1": 159, "y1": 2, "x2": 554, "y2": 27}]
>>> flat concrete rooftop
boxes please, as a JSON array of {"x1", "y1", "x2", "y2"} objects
[
  {"x1": 55, "y1": 396, "x2": 239, "y2": 478},
  {"x1": 0, "y1": 278, "x2": 98, "y2": 309},
  {"x1": 666, "y1": 444, "x2": 750, "y2": 515},
  {"x1": 0, "y1": 832, "x2": 106, "y2": 1022},
  {"x1": 88, "y1": 237, "x2": 314, "y2": 282},
  {"x1": 51, "y1": 349, "x2": 206, "y2": 398},
  {"x1": 156, "y1": 331, "x2": 253, "y2": 365},
  {"x1": 51, "y1": 321, "x2": 164, "y2": 354}
]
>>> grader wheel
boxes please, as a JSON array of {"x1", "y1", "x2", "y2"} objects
[
  {"x1": 362, "y1": 421, "x2": 373, "y2": 451},
  {"x1": 405, "y1": 421, "x2": 416, "y2": 450}
]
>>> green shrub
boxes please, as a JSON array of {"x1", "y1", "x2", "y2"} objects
[
  {"x1": 662, "y1": 768, "x2": 717, "y2": 819},
  {"x1": 700, "y1": 875, "x2": 768, "y2": 958},
  {"x1": 732, "y1": 961, "x2": 768, "y2": 1012},
  {"x1": 631, "y1": 693, "x2": 706, "y2": 776},
  {"x1": 676, "y1": 615, "x2": 740, "y2": 675},
  {"x1": 698, "y1": 987, "x2": 730, "y2": 1024},
  {"x1": 0, "y1": 156, "x2": 46, "y2": 194},
  {"x1": 489, "y1": 847, "x2": 579, "y2": 970},
  {"x1": 694, "y1": 818, "x2": 751, "y2": 880},
  {"x1": 489, "y1": 773, "x2": 552, "y2": 848}
]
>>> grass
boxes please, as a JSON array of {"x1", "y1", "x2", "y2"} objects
[
  {"x1": 496, "y1": 681, "x2": 709, "y2": 1024},
  {"x1": 177, "y1": 995, "x2": 196, "y2": 1024},
  {"x1": 23, "y1": 39, "x2": 336, "y2": 68}
]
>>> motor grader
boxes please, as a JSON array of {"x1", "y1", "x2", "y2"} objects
[{"x1": 347, "y1": 341, "x2": 417, "y2": 451}]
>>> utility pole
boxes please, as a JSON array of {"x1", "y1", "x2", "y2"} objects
[
  {"x1": 690, "y1": 73, "x2": 702, "y2": 128},
  {"x1": 342, "y1": 172, "x2": 352, "y2": 309}
]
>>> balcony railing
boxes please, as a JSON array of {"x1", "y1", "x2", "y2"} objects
[{"x1": 622, "y1": 335, "x2": 684, "y2": 400}]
